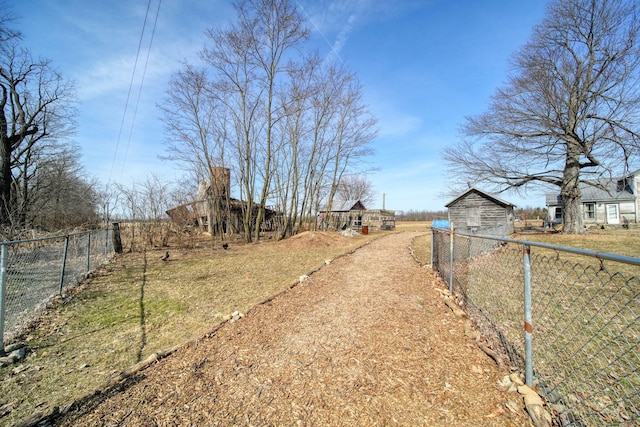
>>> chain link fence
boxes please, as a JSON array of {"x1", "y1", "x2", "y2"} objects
[
  {"x1": 0, "y1": 228, "x2": 115, "y2": 350},
  {"x1": 431, "y1": 227, "x2": 639, "y2": 427}
]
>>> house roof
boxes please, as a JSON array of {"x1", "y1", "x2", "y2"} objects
[
  {"x1": 545, "y1": 176, "x2": 636, "y2": 206},
  {"x1": 445, "y1": 187, "x2": 515, "y2": 208},
  {"x1": 320, "y1": 200, "x2": 366, "y2": 212}
]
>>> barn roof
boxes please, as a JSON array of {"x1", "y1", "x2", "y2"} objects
[
  {"x1": 320, "y1": 200, "x2": 366, "y2": 212},
  {"x1": 445, "y1": 187, "x2": 515, "y2": 208}
]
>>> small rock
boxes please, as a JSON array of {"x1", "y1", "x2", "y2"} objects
[
  {"x1": 10, "y1": 347, "x2": 27, "y2": 361},
  {"x1": 0, "y1": 356, "x2": 14, "y2": 366},
  {"x1": 523, "y1": 390, "x2": 544, "y2": 406},
  {"x1": 324, "y1": 259, "x2": 331, "y2": 265},
  {"x1": 510, "y1": 373, "x2": 525, "y2": 387},
  {"x1": 299, "y1": 275, "x2": 309, "y2": 282},
  {"x1": 505, "y1": 399, "x2": 520, "y2": 413},
  {"x1": 518, "y1": 385, "x2": 552, "y2": 427},
  {"x1": 463, "y1": 321, "x2": 479, "y2": 339},
  {"x1": 498, "y1": 375, "x2": 513, "y2": 389}
]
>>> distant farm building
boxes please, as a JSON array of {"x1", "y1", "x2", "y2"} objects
[
  {"x1": 445, "y1": 187, "x2": 515, "y2": 236},
  {"x1": 317, "y1": 200, "x2": 395, "y2": 233},
  {"x1": 166, "y1": 167, "x2": 278, "y2": 235}
]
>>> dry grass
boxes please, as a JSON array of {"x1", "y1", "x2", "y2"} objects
[
  {"x1": 395, "y1": 220, "x2": 432, "y2": 232},
  {"x1": 0, "y1": 231, "x2": 377, "y2": 425},
  {"x1": 435, "y1": 227, "x2": 640, "y2": 425},
  {"x1": 515, "y1": 227, "x2": 640, "y2": 258}
]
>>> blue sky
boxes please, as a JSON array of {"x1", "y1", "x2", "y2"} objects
[{"x1": 8, "y1": 0, "x2": 549, "y2": 212}]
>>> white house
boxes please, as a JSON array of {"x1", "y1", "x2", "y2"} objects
[{"x1": 545, "y1": 170, "x2": 640, "y2": 226}]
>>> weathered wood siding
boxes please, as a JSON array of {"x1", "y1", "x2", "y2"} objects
[
  {"x1": 448, "y1": 192, "x2": 514, "y2": 236},
  {"x1": 362, "y1": 210, "x2": 396, "y2": 231}
]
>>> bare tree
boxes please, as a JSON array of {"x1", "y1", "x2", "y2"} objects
[
  {"x1": 335, "y1": 174, "x2": 376, "y2": 207},
  {"x1": 444, "y1": 0, "x2": 640, "y2": 233},
  {"x1": 0, "y1": 7, "x2": 77, "y2": 227},
  {"x1": 115, "y1": 175, "x2": 175, "y2": 251},
  {"x1": 161, "y1": 0, "x2": 376, "y2": 240},
  {"x1": 27, "y1": 144, "x2": 99, "y2": 231},
  {"x1": 198, "y1": 0, "x2": 309, "y2": 242},
  {"x1": 158, "y1": 64, "x2": 232, "y2": 242}
]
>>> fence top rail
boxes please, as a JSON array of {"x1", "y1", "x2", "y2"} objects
[
  {"x1": 431, "y1": 227, "x2": 640, "y2": 267},
  {"x1": 0, "y1": 228, "x2": 110, "y2": 246}
]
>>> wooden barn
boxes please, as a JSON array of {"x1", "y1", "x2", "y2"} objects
[
  {"x1": 166, "y1": 167, "x2": 278, "y2": 235},
  {"x1": 317, "y1": 200, "x2": 366, "y2": 231},
  {"x1": 445, "y1": 187, "x2": 515, "y2": 236}
]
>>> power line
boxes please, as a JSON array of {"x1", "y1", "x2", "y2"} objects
[
  {"x1": 109, "y1": 0, "x2": 162, "y2": 183},
  {"x1": 120, "y1": 0, "x2": 162, "y2": 179}
]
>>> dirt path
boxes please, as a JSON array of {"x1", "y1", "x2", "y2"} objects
[{"x1": 53, "y1": 232, "x2": 531, "y2": 426}]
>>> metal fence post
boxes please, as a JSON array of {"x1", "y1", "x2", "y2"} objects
[
  {"x1": 0, "y1": 244, "x2": 6, "y2": 356},
  {"x1": 449, "y1": 222, "x2": 454, "y2": 294},
  {"x1": 523, "y1": 243, "x2": 533, "y2": 386},
  {"x1": 86, "y1": 232, "x2": 91, "y2": 273},
  {"x1": 430, "y1": 227, "x2": 435, "y2": 267},
  {"x1": 58, "y1": 235, "x2": 69, "y2": 296},
  {"x1": 105, "y1": 228, "x2": 109, "y2": 257}
]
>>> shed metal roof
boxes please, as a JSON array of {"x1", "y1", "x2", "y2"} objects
[{"x1": 320, "y1": 200, "x2": 366, "y2": 212}]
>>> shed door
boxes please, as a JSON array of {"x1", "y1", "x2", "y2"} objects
[
  {"x1": 606, "y1": 204, "x2": 620, "y2": 224},
  {"x1": 466, "y1": 207, "x2": 481, "y2": 227}
]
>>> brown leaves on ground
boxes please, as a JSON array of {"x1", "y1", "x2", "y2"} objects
[{"x1": 53, "y1": 232, "x2": 532, "y2": 426}]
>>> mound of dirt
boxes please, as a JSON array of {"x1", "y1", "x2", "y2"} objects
[{"x1": 280, "y1": 231, "x2": 352, "y2": 249}]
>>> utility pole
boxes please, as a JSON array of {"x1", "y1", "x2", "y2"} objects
[{"x1": 383, "y1": 193, "x2": 386, "y2": 210}]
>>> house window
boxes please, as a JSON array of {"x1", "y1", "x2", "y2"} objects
[
  {"x1": 585, "y1": 203, "x2": 595, "y2": 219},
  {"x1": 555, "y1": 207, "x2": 562, "y2": 220}
]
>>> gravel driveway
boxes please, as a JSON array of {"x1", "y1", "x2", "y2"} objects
[{"x1": 53, "y1": 232, "x2": 531, "y2": 426}]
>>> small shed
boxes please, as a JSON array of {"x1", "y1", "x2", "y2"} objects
[
  {"x1": 445, "y1": 187, "x2": 515, "y2": 236},
  {"x1": 317, "y1": 200, "x2": 366, "y2": 231},
  {"x1": 317, "y1": 200, "x2": 396, "y2": 232},
  {"x1": 362, "y1": 209, "x2": 396, "y2": 231}
]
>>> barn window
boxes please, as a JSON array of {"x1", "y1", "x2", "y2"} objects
[{"x1": 584, "y1": 203, "x2": 595, "y2": 219}]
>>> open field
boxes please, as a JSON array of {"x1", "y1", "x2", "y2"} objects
[{"x1": 0, "y1": 231, "x2": 379, "y2": 425}]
